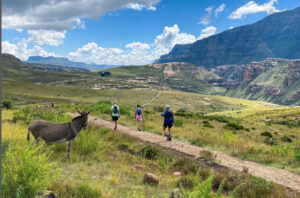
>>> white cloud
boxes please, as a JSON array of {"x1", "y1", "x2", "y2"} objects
[
  {"x1": 68, "y1": 24, "x2": 198, "y2": 65},
  {"x1": 214, "y1": 3, "x2": 226, "y2": 17},
  {"x1": 2, "y1": 0, "x2": 161, "y2": 31},
  {"x1": 198, "y1": 26, "x2": 217, "y2": 40},
  {"x1": 199, "y1": 4, "x2": 226, "y2": 25},
  {"x1": 27, "y1": 30, "x2": 66, "y2": 46},
  {"x1": 154, "y1": 24, "x2": 196, "y2": 50},
  {"x1": 229, "y1": 0, "x2": 279, "y2": 19},
  {"x1": 229, "y1": 26, "x2": 234, "y2": 30},
  {"x1": 2, "y1": 40, "x2": 56, "y2": 61}
]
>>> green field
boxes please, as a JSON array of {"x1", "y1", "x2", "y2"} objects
[{"x1": 2, "y1": 54, "x2": 300, "y2": 197}]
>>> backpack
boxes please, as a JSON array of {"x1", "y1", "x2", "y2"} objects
[
  {"x1": 113, "y1": 106, "x2": 119, "y2": 114},
  {"x1": 136, "y1": 108, "x2": 142, "y2": 116},
  {"x1": 165, "y1": 110, "x2": 171, "y2": 119}
]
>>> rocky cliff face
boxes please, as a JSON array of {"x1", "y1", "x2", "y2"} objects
[
  {"x1": 284, "y1": 60, "x2": 300, "y2": 86},
  {"x1": 211, "y1": 65, "x2": 245, "y2": 82},
  {"x1": 243, "y1": 58, "x2": 285, "y2": 82}
]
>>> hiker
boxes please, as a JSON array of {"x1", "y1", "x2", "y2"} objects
[
  {"x1": 51, "y1": 101, "x2": 55, "y2": 108},
  {"x1": 45, "y1": 101, "x2": 49, "y2": 109},
  {"x1": 135, "y1": 104, "x2": 143, "y2": 131},
  {"x1": 161, "y1": 104, "x2": 174, "y2": 141},
  {"x1": 110, "y1": 102, "x2": 120, "y2": 130}
]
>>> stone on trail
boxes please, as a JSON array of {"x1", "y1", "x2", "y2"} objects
[
  {"x1": 143, "y1": 173, "x2": 159, "y2": 185},
  {"x1": 173, "y1": 171, "x2": 183, "y2": 176}
]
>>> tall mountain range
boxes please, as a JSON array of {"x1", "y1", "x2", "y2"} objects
[
  {"x1": 155, "y1": 7, "x2": 300, "y2": 68},
  {"x1": 27, "y1": 56, "x2": 119, "y2": 71}
]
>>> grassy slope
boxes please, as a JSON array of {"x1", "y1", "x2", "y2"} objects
[{"x1": 3, "y1": 108, "x2": 297, "y2": 198}]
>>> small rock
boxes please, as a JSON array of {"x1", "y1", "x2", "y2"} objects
[
  {"x1": 170, "y1": 188, "x2": 184, "y2": 198},
  {"x1": 173, "y1": 171, "x2": 183, "y2": 177},
  {"x1": 143, "y1": 173, "x2": 159, "y2": 185},
  {"x1": 134, "y1": 164, "x2": 143, "y2": 170}
]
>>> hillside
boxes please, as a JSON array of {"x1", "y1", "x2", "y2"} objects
[
  {"x1": 27, "y1": 56, "x2": 119, "y2": 70},
  {"x1": 26, "y1": 62, "x2": 89, "y2": 72},
  {"x1": 155, "y1": 7, "x2": 300, "y2": 68}
]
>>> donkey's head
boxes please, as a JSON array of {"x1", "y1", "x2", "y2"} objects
[{"x1": 74, "y1": 108, "x2": 92, "y2": 130}]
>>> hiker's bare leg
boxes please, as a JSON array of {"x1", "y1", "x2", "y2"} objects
[
  {"x1": 168, "y1": 127, "x2": 172, "y2": 137},
  {"x1": 163, "y1": 127, "x2": 167, "y2": 136}
]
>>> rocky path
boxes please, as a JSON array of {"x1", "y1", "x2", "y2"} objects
[{"x1": 85, "y1": 115, "x2": 300, "y2": 193}]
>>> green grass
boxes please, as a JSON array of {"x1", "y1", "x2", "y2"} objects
[{"x1": 3, "y1": 108, "x2": 298, "y2": 197}]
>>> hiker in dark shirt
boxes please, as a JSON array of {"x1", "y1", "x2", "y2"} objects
[
  {"x1": 161, "y1": 104, "x2": 174, "y2": 141},
  {"x1": 110, "y1": 102, "x2": 120, "y2": 130}
]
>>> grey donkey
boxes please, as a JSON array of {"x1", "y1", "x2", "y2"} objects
[{"x1": 27, "y1": 108, "x2": 92, "y2": 159}]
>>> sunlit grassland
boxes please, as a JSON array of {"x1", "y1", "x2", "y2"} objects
[{"x1": 3, "y1": 108, "x2": 297, "y2": 198}]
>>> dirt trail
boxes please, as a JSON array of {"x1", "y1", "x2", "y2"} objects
[
  {"x1": 141, "y1": 91, "x2": 162, "y2": 107},
  {"x1": 85, "y1": 115, "x2": 300, "y2": 193}
]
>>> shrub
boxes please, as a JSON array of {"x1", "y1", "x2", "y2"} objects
[
  {"x1": 2, "y1": 100, "x2": 12, "y2": 109},
  {"x1": 176, "y1": 176, "x2": 194, "y2": 189},
  {"x1": 73, "y1": 184, "x2": 101, "y2": 198},
  {"x1": 233, "y1": 177, "x2": 289, "y2": 198},
  {"x1": 172, "y1": 158, "x2": 198, "y2": 174},
  {"x1": 294, "y1": 148, "x2": 300, "y2": 162},
  {"x1": 207, "y1": 115, "x2": 229, "y2": 123},
  {"x1": 174, "y1": 118, "x2": 184, "y2": 127},
  {"x1": 261, "y1": 131, "x2": 273, "y2": 138},
  {"x1": 199, "y1": 150, "x2": 215, "y2": 161},
  {"x1": 224, "y1": 122, "x2": 244, "y2": 130},
  {"x1": 1, "y1": 140, "x2": 10, "y2": 157},
  {"x1": 264, "y1": 138, "x2": 278, "y2": 146},
  {"x1": 73, "y1": 130, "x2": 103, "y2": 156},
  {"x1": 2, "y1": 144, "x2": 58, "y2": 198},
  {"x1": 203, "y1": 120, "x2": 214, "y2": 128},
  {"x1": 281, "y1": 136, "x2": 293, "y2": 143},
  {"x1": 139, "y1": 145, "x2": 158, "y2": 160}
]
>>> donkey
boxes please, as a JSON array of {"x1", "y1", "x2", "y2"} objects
[{"x1": 27, "y1": 108, "x2": 92, "y2": 159}]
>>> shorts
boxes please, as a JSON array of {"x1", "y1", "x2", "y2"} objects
[
  {"x1": 163, "y1": 123, "x2": 173, "y2": 128},
  {"x1": 136, "y1": 115, "x2": 142, "y2": 121},
  {"x1": 112, "y1": 116, "x2": 119, "y2": 121}
]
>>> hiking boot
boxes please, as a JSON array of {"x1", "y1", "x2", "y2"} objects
[
  {"x1": 166, "y1": 135, "x2": 170, "y2": 141},
  {"x1": 114, "y1": 126, "x2": 117, "y2": 130},
  {"x1": 138, "y1": 127, "x2": 142, "y2": 131},
  {"x1": 167, "y1": 135, "x2": 172, "y2": 141}
]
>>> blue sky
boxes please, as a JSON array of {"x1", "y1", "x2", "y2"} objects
[{"x1": 2, "y1": 0, "x2": 300, "y2": 65}]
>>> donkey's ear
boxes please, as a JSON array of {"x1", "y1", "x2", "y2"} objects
[
  {"x1": 87, "y1": 110, "x2": 93, "y2": 115},
  {"x1": 75, "y1": 108, "x2": 81, "y2": 114}
]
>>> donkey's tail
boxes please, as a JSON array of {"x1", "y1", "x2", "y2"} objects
[{"x1": 27, "y1": 128, "x2": 31, "y2": 141}]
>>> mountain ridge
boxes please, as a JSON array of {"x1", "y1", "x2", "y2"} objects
[{"x1": 155, "y1": 7, "x2": 300, "y2": 68}]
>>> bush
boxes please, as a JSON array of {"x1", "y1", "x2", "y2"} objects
[
  {"x1": 174, "y1": 118, "x2": 184, "y2": 127},
  {"x1": 73, "y1": 184, "x2": 101, "y2": 198},
  {"x1": 264, "y1": 138, "x2": 278, "y2": 146},
  {"x1": 139, "y1": 145, "x2": 158, "y2": 160},
  {"x1": 281, "y1": 136, "x2": 293, "y2": 143},
  {"x1": 176, "y1": 176, "x2": 194, "y2": 189},
  {"x1": 224, "y1": 122, "x2": 244, "y2": 130},
  {"x1": 203, "y1": 120, "x2": 214, "y2": 128},
  {"x1": 73, "y1": 130, "x2": 104, "y2": 156},
  {"x1": 294, "y1": 148, "x2": 300, "y2": 162},
  {"x1": 172, "y1": 158, "x2": 198, "y2": 174},
  {"x1": 2, "y1": 100, "x2": 12, "y2": 109},
  {"x1": 1, "y1": 140, "x2": 10, "y2": 157},
  {"x1": 2, "y1": 144, "x2": 58, "y2": 198},
  {"x1": 261, "y1": 131, "x2": 273, "y2": 138},
  {"x1": 206, "y1": 115, "x2": 229, "y2": 123}
]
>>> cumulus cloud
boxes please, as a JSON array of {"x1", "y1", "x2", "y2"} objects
[
  {"x1": 27, "y1": 30, "x2": 66, "y2": 46},
  {"x1": 2, "y1": 0, "x2": 160, "y2": 31},
  {"x1": 229, "y1": 0, "x2": 279, "y2": 19},
  {"x1": 198, "y1": 26, "x2": 217, "y2": 40},
  {"x1": 68, "y1": 24, "x2": 199, "y2": 65},
  {"x1": 199, "y1": 4, "x2": 226, "y2": 25},
  {"x1": 2, "y1": 40, "x2": 56, "y2": 60},
  {"x1": 229, "y1": 26, "x2": 234, "y2": 30}
]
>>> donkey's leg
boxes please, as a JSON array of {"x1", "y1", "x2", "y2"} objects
[
  {"x1": 34, "y1": 137, "x2": 40, "y2": 145},
  {"x1": 66, "y1": 140, "x2": 72, "y2": 159}
]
